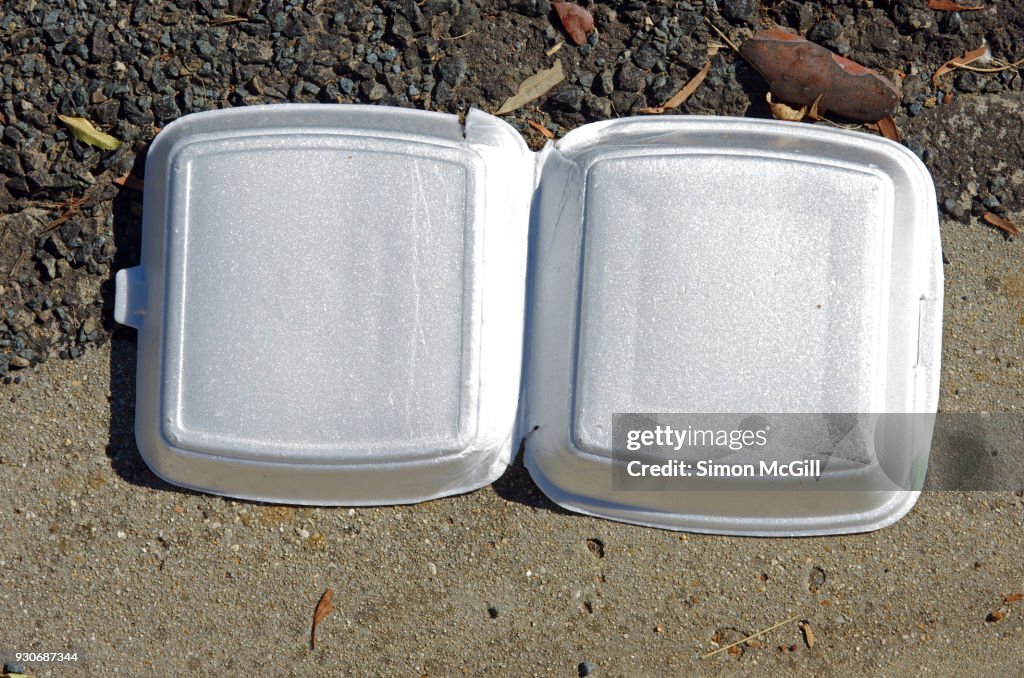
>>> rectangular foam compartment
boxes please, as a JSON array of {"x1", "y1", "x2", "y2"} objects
[
  {"x1": 522, "y1": 117, "x2": 942, "y2": 535},
  {"x1": 116, "y1": 105, "x2": 533, "y2": 504}
]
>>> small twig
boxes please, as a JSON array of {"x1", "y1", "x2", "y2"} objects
[
  {"x1": 819, "y1": 118, "x2": 864, "y2": 130},
  {"x1": 451, "y1": 29, "x2": 474, "y2": 40},
  {"x1": 36, "y1": 196, "x2": 87, "y2": 236},
  {"x1": 27, "y1": 200, "x2": 67, "y2": 210},
  {"x1": 702, "y1": 615, "x2": 800, "y2": 659},
  {"x1": 953, "y1": 58, "x2": 1024, "y2": 74},
  {"x1": 8, "y1": 248, "x2": 29, "y2": 278},
  {"x1": 546, "y1": 41, "x2": 564, "y2": 57},
  {"x1": 210, "y1": 14, "x2": 249, "y2": 26},
  {"x1": 638, "y1": 60, "x2": 711, "y2": 114},
  {"x1": 527, "y1": 120, "x2": 555, "y2": 139},
  {"x1": 932, "y1": 44, "x2": 990, "y2": 87},
  {"x1": 704, "y1": 18, "x2": 744, "y2": 58}
]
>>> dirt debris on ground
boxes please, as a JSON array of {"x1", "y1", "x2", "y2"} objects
[{"x1": 2, "y1": 343, "x2": 1023, "y2": 674}]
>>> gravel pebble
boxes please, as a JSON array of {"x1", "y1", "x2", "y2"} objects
[
  {"x1": 437, "y1": 56, "x2": 468, "y2": 87},
  {"x1": 720, "y1": 0, "x2": 759, "y2": 26},
  {"x1": 551, "y1": 86, "x2": 584, "y2": 113},
  {"x1": 583, "y1": 94, "x2": 613, "y2": 118},
  {"x1": 615, "y1": 63, "x2": 646, "y2": 92}
]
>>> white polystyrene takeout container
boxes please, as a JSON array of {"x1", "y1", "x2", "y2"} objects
[{"x1": 115, "y1": 104, "x2": 942, "y2": 534}]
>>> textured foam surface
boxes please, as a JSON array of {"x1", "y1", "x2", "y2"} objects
[
  {"x1": 523, "y1": 117, "x2": 943, "y2": 535},
  {"x1": 169, "y1": 140, "x2": 471, "y2": 457},
  {"x1": 573, "y1": 154, "x2": 889, "y2": 453}
]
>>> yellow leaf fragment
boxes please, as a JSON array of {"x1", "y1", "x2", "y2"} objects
[
  {"x1": 58, "y1": 114, "x2": 122, "y2": 150},
  {"x1": 495, "y1": 61, "x2": 565, "y2": 116}
]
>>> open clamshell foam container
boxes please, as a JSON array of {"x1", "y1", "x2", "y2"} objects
[{"x1": 115, "y1": 104, "x2": 942, "y2": 535}]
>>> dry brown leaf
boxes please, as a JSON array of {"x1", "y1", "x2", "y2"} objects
[
  {"x1": 494, "y1": 60, "x2": 565, "y2": 116},
  {"x1": 1006, "y1": 593, "x2": 1024, "y2": 603},
  {"x1": 983, "y1": 212, "x2": 1020, "y2": 236},
  {"x1": 766, "y1": 92, "x2": 808, "y2": 121},
  {"x1": 927, "y1": 0, "x2": 984, "y2": 11},
  {"x1": 552, "y1": 1, "x2": 594, "y2": 45},
  {"x1": 311, "y1": 588, "x2": 335, "y2": 650},
  {"x1": 113, "y1": 172, "x2": 145, "y2": 192},
  {"x1": 527, "y1": 120, "x2": 555, "y2": 139},
  {"x1": 806, "y1": 93, "x2": 825, "y2": 121},
  {"x1": 741, "y1": 28, "x2": 899, "y2": 122},
  {"x1": 932, "y1": 43, "x2": 990, "y2": 88},
  {"x1": 874, "y1": 115, "x2": 901, "y2": 142},
  {"x1": 638, "y1": 61, "x2": 711, "y2": 114},
  {"x1": 800, "y1": 621, "x2": 816, "y2": 649}
]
